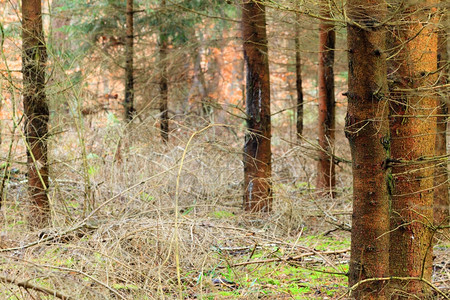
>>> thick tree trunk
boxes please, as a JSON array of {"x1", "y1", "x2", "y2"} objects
[
  {"x1": 434, "y1": 8, "x2": 449, "y2": 227},
  {"x1": 242, "y1": 0, "x2": 272, "y2": 212},
  {"x1": 124, "y1": 0, "x2": 134, "y2": 121},
  {"x1": 294, "y1": 12, "x2": 304, "y2": 138},
  {"x1": 346, "y1": 2, "x2": 390, "y2": 298},
  {"x1": 159, "y1": 0, "x2": 169, "y2": 143},
  {"x1": 316, "y1": 1, "x2": 336, "y2": 197},
  {"x1": 22, "y1": 0, "x2": 50, "y2": 228},
  {"x1": 388, "y1": 1, "x2": 438, "y2": 297}
]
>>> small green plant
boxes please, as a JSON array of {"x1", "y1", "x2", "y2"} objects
[{"x1": 140, "y1": 192, "x2": 154, "y2": 202}]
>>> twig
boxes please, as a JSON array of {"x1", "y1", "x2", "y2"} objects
[{"x1": 0, "y1": 274, "x2": 73, "y2": 300}]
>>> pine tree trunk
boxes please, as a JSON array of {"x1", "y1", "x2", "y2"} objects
[
  {"x1": 388, "y1": 1, "x2": 439, "y2": 297},
  {"x1": 295, "y1": 12, "x2": 304, "y2": 138},
  {"x1": 22, "y1": 0, "x2": 50, "y2": 228},
  {"x1": 159, "y1": 0, "x2": 169, "y2": 143},
  {"x1": 346, "y1": 1, "x2": 390, "y2": 298},
  {"x1": 124, "y1": 0, "x2": 134, "y2": 121},
  {"x1": 193, "y1": 36, "x2": 210, "y2": 119},
  {"x1": 50, "y1": 0, "x2": 71, "y2": 50},
  {"x1": 434, "y1": 7, "x2": 449, "y2": 227},
  {"x1": 242, "y1": 0, "x2": 272, "y2": 212},
  {"x1": 316, "y1": 1, "x2": 336, "y2": 197}
]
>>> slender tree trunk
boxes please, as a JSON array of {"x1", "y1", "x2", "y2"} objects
[
  {"x1": 192, "y1": 35, "x2": 211, "y2": 119},
  {"x1": 50, "y1": 0, "x2": 70, "y2": 50},
  {"x1": 159, "y1": 0, "x2": 169, "y2": 143},
  {"x1": 22, "y1": 0, "x2": 50, "y2": 228},
  {"x1": 242, "y1": 0, "x2": 272, "y2": 212},
  {"x1": 316, "y1": 0, "x2": 336, "y2": 197},
  {"x1": 346, "y1": 2, "x2": 390, "y2": 298},
  {"x1": 388, "y1": 1, "x2": 439, "y2": 297},
  {"x1": 124, "y1": 0, "x2": 134, "y2": 121},
  {"x1": 294, "y1": 12, "x2": 304, "y2": 138},
  {"x1": 434, "y1": 6, "x2": 449, "y2": 227}
]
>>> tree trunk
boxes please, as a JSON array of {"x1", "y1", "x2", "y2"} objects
[
  {"x1": 388, "y1": 1, "x2": 438, "y2": 297},
  {"x1": 192, "y1": 35, "x2": 211, "y2": 119},
  {"x1": 434, "y1": 6, "x2": 449, "y2": 227},
  {"x1": 316, "y1": 0, "x2": 336, "y2": 197},
  {"x1": 124, "y1": 0, "x2": 134, "y2": 121},
  {"x1": 346, "y1": 1, "x2": 390, "y2": 298},
  {"x1": 159, "y1": 0, "x2": 169, "y2": 143},
  {"x1": 294, "y1": 12, "x2": 304, "y2": 138},
  {"x1": 22, "y1": 0, "x2": 50, "y2": 228},
  {"x1": 50, "y1": 0, "x2": 71, "y2": 50},
  {"x1": 242, "y1": 0, "x2": 272, "y2": 212}
]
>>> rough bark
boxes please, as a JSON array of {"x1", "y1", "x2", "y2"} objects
[
  {"x1": 434, "y1": 6, "x2": 449, "y2": 227},
  {"x1": 22, "y1": 0, "x2": 50, "y2": 228},
  {"x1": 295, "y1": 12, "x2": 304, "y2": 138},
  {"x1": 124, "y1": 0, "x2": 135, "y2": 121},
  {"x1": 346, "y1": 1, "x2": 390, "y2": 298},
  {"x1": 159, "y1": 0, "x2": 169, "y2": 143},
  {"x1": 388, "y1": 1, "x2": 439, "y2": 297},
  {"x1": 316, "y1": 1, "x2": 336, "y2": 197},
  {"x1": 242, "y1": 0, "x2": 272, "y2": 212}
]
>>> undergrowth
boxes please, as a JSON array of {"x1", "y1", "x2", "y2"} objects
[{"x1": 0, "y1": 117, "x2": 447, "y2": 299}]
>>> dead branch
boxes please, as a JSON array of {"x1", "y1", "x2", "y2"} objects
[
  {"x1": 222, "y1": 248, "x2": 349, "y2": 268},
  {"x1": 0, "y1": 275, "x2": 73, "y2": 300}
]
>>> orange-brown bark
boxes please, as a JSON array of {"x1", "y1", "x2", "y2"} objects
[
  {"x1": 316, "y1": 1, "x2": 336, "y2": 197},
  {"x1": 434, "y1": 8, "x2": 449, "y2": 227},
  {"x1": 22, "y1": 0, "x2": 50, "y2": 227},
  {"x1": 242, "y1": 0, "x2": 272, "y2": 212},
  {"x1": 388, "y1": 1, "x2": 439, "y2": 297},
  {"x1": 346, "y1": 1, "x2": 390, "y2": 298}
]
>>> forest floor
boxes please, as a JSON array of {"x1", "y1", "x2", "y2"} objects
[{"x1": 0, "y1": 112, "x2": 448, "y2": 300}]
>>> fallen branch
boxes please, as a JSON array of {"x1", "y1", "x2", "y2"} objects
[
  {"x1": 42, "y1": 265, "x2": 126, "y2": 300},
  {"x1": 222, "y1": 248, "x2": 349, "y2": 268},
  {"x1": 0, "y1": 275, "x2": 73, "y2": 300},
  {"x1": 0, "y1": 222, "x2": 94, "y2": 253}
]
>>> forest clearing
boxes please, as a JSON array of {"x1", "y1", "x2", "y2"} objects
[{"x1": 0, "y1": 0, "x2": 449, "y2": 299}]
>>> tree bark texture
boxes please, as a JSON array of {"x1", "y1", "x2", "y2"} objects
[
  {"x1": 295, "y1": 12, "x2": 304, "y2": 138},
  {"x1": 124, "y1": 0, "x2": 135, "y2": 121},
  {"x1": 159, "y1": 0, "x2": 169, "y2": 143},
  {"x1": 316, "y1": 1, "x2": 336, "y2": 197},
  {"x1": 434, "y1": 6, "x2": 449, "y2": 227},
  {"x1": 22, "y1": 0, "x2": 50, "y2": 227},
  {"x1": 346, "y1": 1, "x2": 390, "y2": 298},
  {"x1": 388, "y1": 1, "x2": 439, "y2": 297},
  {"x1": 242, "y1": 0, "x2": 272, "y2": 212}
]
